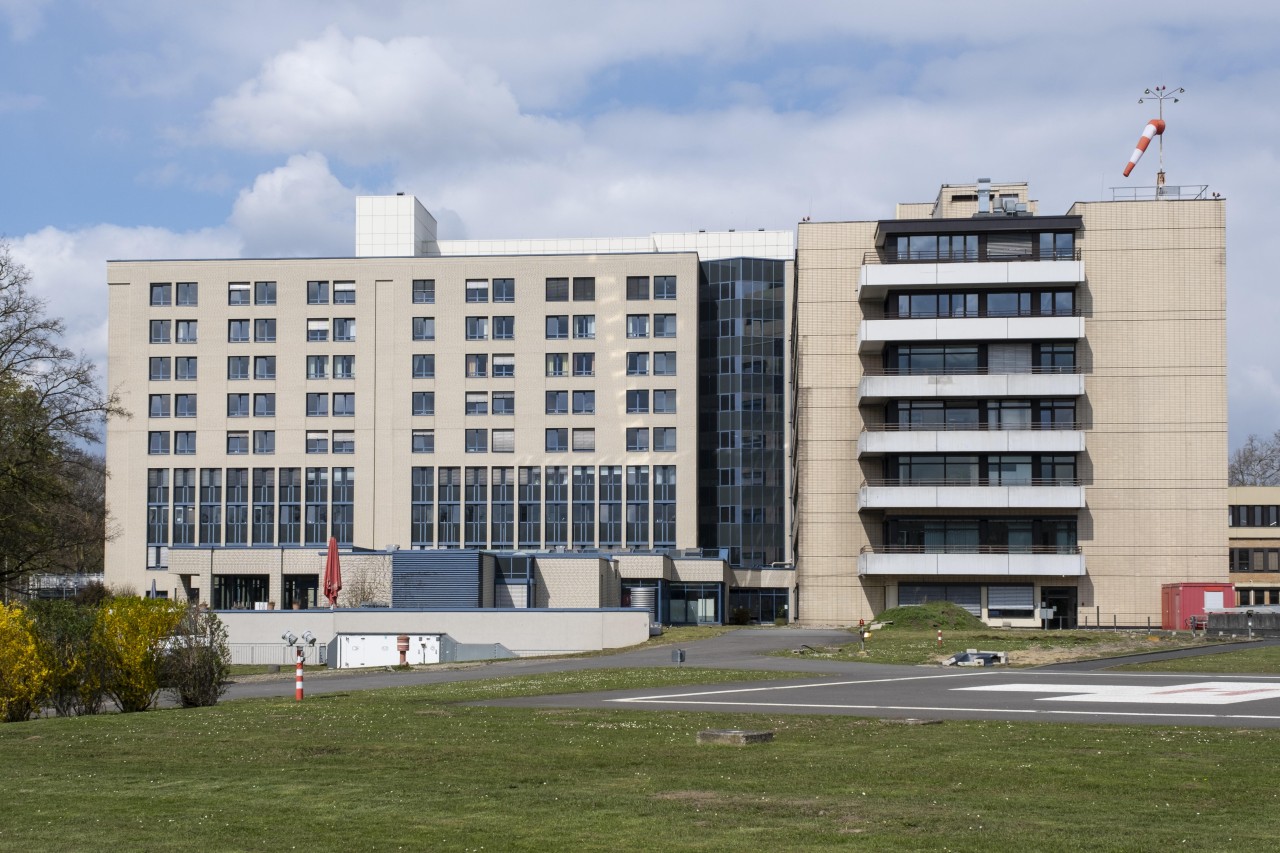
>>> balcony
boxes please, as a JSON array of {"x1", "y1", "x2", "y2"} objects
[
  {"x1": 859, "y1": 314, "x2": 1083, "y2": 353},
  {"x1": 857, "y1": 544, "x2": 1086, "y2": 577},
  {"x1": 859, "y1": 369, "x2": 1084, "y2": 401},
  {"x1": 858, "y1": 424, "x2": 1085, "y2": 458},
  {"x1": 859, "y1": 478, "x2": 1085, "y2": 511},
  {"x1": 859, "y1": 258, "x2": 1084, "y2": 300}
]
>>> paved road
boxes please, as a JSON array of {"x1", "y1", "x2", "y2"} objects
[{"x1": 226, "y1": 628, "x2": 1280, "y2": 728}]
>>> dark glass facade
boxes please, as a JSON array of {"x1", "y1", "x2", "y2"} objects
[{"x1": 697, "y1": 258, "x2": 787, "y2": 567}]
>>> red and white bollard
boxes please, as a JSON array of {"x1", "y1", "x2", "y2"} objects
[
  {"x1": 295, "y1": 646, "x2": 304, "y2": 701},
  {"x1": 937, "y1": 628, "x2": 943, "y2": 649}
]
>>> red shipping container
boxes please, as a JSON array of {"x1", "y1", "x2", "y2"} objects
[{"x1": 1161, "y1": 582, "x2": 1235, "y2": 631}]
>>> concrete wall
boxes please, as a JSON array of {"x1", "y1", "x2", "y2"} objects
[{"x1": 218, "y1": 607, "x2": 651, "y2": 657}]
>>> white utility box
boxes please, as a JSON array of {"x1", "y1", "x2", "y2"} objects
[{"x1": 334, "y1": 634, "x2": 442, "y2": 668}]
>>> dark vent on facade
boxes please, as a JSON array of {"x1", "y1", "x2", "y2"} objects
[{"x1": 392, "y1": 550, "x2": 483, "y2": 608}]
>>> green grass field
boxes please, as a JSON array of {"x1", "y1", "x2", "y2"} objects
[
  {"x1": 4, "y1": 667, "x2": 1280, "y2": 852},
  {"x1": 1112, "y1": 644, "x2": 1280, "y2": 674}
]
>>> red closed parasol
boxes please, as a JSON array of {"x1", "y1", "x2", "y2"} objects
[{"x1": 323, "y1": 537, "x2": 342, "y2": 607}]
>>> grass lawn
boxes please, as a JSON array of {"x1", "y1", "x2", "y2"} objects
[
  {"x1": 3, "y1": 669, "x2": 1280, "y2": 852},
  {"x1": 779, "y1": 628, "x2": 1223, "y2": 667},
  {"x1": 1112, "y1": 644, "x2": 1280, "y2": 674}
]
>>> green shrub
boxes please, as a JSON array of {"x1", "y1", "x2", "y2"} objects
[
  {"x1": 161, "y1": 606, "x2": 230, "y2": 708},
  {"x1": 868, "y1": 601, "x2": 986, "y2": 632},
  {"x1": 0, "y1": 603, "x2": 49, "y2": 722},
  {"x1": 27, "y1": 600, "x2": 106, "y2": 717},
  {"x1": 96, "y1": 598, "x2": 184, "y2": 712}
]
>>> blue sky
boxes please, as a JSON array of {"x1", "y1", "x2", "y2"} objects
[{"x1": 2, "y1": 0, "x2": 1278, "y2": 448}]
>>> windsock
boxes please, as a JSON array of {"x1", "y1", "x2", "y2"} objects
[{"x1": 1123, "y1": 119, "x2": 1165, "y2": 177}]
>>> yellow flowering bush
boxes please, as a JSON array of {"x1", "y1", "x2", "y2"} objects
[
  {"x1": 0, "y1": 603, "x2": 49, "y2": 722},
  {"x1": 95, "y1": 598, "x2": 184, "y2": 713}
]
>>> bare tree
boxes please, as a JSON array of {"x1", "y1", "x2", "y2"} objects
[
  {"x1": 1229, "y1": 431, "x2": 1280, "y2": 486},
  {"x1": 0, "y1": 241, "x2": 123, "y2": 595}
]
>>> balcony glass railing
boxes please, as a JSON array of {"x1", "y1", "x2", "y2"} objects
[
  {"x1": 862, "y1": 477, "x2": 1082, "y2": 488},
  {"x1": 859, "y1": 544, "x2": 1081, "y2": 555}
]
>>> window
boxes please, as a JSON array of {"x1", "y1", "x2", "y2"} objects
[
  {"x1": 493, "y1": 278, "x2": 514, "y2": 303},
  {"x1": 572, "y1": 428, "x2": 595, "y2": 452},
  {"x1": 332, "y1": 431, "x2": 355, "y2": 454},
  {"x1": 546, "y1": 390, "x2": 568, "y2": 415},
  {"x1": 176, "y1": 320, "x2": 197, "y2": 344},
  {"x1": 626, "y1": 465, "x2": 649, "y2": 547},
  {"x1": 149, "y1": 357, "x2": 171, "y2": 381},
  {"x1": 149, "y1": 394, "x2": 170, "y2": 418},
  {"x1": 307, "y1": 319, "x2": 328, "y2": 342},
  {"x1": 626, "y1": 276, "x2": 649, "y2": 300},
  {"x1": 254, "y1": 281, "x2": 276, "y2": 305},
  {"x1": 150, "y1": 320, "x2": 171, "y2": 343},
  {"x1": 466, "y1": 392, "x2": 488, "y2": 415},
  {"x1": 333, "y1": 318, "x2": 355, "y2": 342},
  {"x1": 175, "y1": 356, "x2": 197, "y2": 381},
  {"x1": 412, "y1": 391, "x2": 435, "y2": 416},
  {"x1": 306, "y1": 431, "x2": 328, "y2": 454},
  {"x1": 175, "y1": 282, "x2": 198, "y2": 306},
  {"x1": 654, "y1": 275, "x2": 676, "y2": 300},
  {"x1": 627, "y1": 427, "x2": 649, "y2": 452},
  {"x1": 413, "y1": 317, "x2": 435, "y2": 341},
  {"x1": 254, "y1": 318, "x2": 275, "y2": 343},
  {"x1": 227, "y1": 432, "x2": 249, "y2": 455},
  {"x1": 654, "y1": 427, "x2": 677, "y2": 452},
  {"x1": 466, "y1": 279, "x2": 489, "y2": 303},
  {"x1": 307, "y1": 281, "x2": 329, "y2": 304},
  {"x1": 148, "y1": 431, "x2": 170, "y2": 454},
  {"x1": 654, "y1": 314, "x2": 676, "y2": 338},
  {"x1": 333, "y1": 393, "x2": 354, "y2": 417},
  {"x1": 227, "y1": 393, "x2": 249, "y2": 417},
  {"x1": 412, "y1": 279, "x2": 435, "y2": 304},
  {"x1": 545, "y1": 277, "x2": 569, "y2": 301},
  {"x1": 466, "y1": 354, "x2": 488, "y2": 378},
  {"x1": 493, "y1": 391, "x2": 515, "y2": 415},
  {"x1": 307, "y1": 355, "x2": 329, "y2": 379},
  {"x1": 333, "y1": 355, "x2": 355, "y2": 379},
  {"x1": 253, "y1": 393, "x2": 275, "y2": 417},
  {"x1": 1035, "y1": 343, "x2": 1076, "y2": 373},
  {"x1": 228, "y1": 282, "x2": 250, "y2": 305},
  {"x1": 253, "y1": 430, "x2": 275, "y2": 454},
  {"x1": 306, "y1": 393, "x2": 328, "y2": 417},
  {"x1": 627, "y1": 352, "x2": 649, "y2": 376},
  {"x1": 228, "y1": 319, "x2": 249, "y2": 343},
  {"x1": 573, "y1": 277, "x2": 595, "y2": 301},
  {"x1": 227, "y1": 356, "x2": 249, "y2": 380},
  {"x1": 573, "y1": 314, "x2": 595, "y2": 339},
  {"x1": 333, "y1": 281, "x2": 355, "y2": 304},
  {"x1": 518, "y1": 467, "x2": 541, "y2": 548},
  {"x1": 412, "y1": 354, "x2": 435, "y2": 378},
  {"x1": 492, "y1": 429, "x2": 515, "y2": 453},
  {"x1": 546, "y1": 353, "x2": 568, "y2": 377},
  {"x1": 466, "y1": 429, "x2": 488, "y2": 453},
  {"x1": 627, "y1": 315, "x2": 649, "y2": 338},
  {"x1": 1040, "y1": 231, "x2": 1075, "y2": 260},
  {"x1": 254, "y1": 356, "x2": 275, "y2": 380},
  {"x1": 546, "y1": 428, "x2": 568, "y2": 452},
  {"x1": 546, "y1": 315, "x2": 569, "y2": 339},
  {"x1": 626, "y1": 390, "x2": 649, "y2": 413},
  {"x1": 412, "y1": 429, "x2": 435, "y2": 453},
  {"x1": 150, "y1": 283, "x2": 172, "y2": 306},
  {"x1": 493, "y1": 354, "x2": 515, "y2": 378},
  {"x1": 175, "y1": 394, "x2": 197, "y2": 418},
  {"x1": 493, "y1": 315, "x2": 514, "y2": 339},
  {"x1": 466, "y1": 316, "x2": 488, "y2": 340},
  {"x1": 573, "y1": 390, "x2": 595, "y2": 414},
  {"x1": 175, "y1": 431, "x2": 196, "y2": 455},
  {"x1": 654, "y1": 352, "x2": 677, "y2": 375},
  {"x1": 653, "y1": 389, "x2": 677, "y2": 413}
]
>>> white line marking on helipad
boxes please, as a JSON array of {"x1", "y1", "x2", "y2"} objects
[
  {"x1": 615, "y1": 672, "x2": 986, "y2": 702},
  {"x1": 955, "y1": 681, "x2": 1280, "y2": 705}
]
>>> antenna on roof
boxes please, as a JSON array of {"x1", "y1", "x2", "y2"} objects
[{"x1": 1125, "y1": 85, "x2": 1184, "y2": 188}]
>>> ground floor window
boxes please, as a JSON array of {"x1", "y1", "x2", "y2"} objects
[
  {"x1": 728, "y1": 588, "x2": 789, "y2": 624},
  {"x1": 212, "y1": 574, "x2": 269, "y2": 609},
  {"x1": 668, "y1": 583, "x2": 721, "y2": 625},
  {"x1": 1237, "y1": 587, "x2": 1280, "y2": 606},
  {"x1": 283, "y1": 575, "x2": 319, "y2": 609}
]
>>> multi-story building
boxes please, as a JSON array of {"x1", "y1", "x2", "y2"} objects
[
  {"x1": 1228, "y1": 485, "x2": 1280, "y2": 606},
  {"x1": 792, "y1": 180, "x2": 1227, "y2": 627},
  {"x1": 105, "y1": 195, "x2": 794, "y2": 623}
]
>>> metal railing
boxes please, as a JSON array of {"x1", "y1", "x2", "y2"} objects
[
  {"x1": 861, "y1": 365, "x2": 1081, "y2": 376},
  {"x1": 860, "y1": 421, "x2": 1082, "y2": 432},
  {"x1": 862, "y1": 477, "x2": 1083, "y2": 488},
  {"x1": 859, "y1": 544, "x2": 1081, "y2": 555},
  {"x1": 228, "y1": 643, "x2": 327, "y2": 666},
  {"x1": 862, "y1": 307, "x2": 1083, "y2": 321},
  {"x1": 863, "y1": 248, "x2": 1081, "y2": 266},
  {"x1": 1109, "y1": 184, "x2": 1209, "y2": 202}
]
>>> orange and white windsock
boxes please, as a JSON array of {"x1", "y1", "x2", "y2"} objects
[{"x1": 1123, "y1": 119, "x2": 1165, "y2": 177}]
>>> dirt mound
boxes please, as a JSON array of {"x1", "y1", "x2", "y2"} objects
[{"x1": 869, "y1": 601, "x2": 986, "y2": 632}]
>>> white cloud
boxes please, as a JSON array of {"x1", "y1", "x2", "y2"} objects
[
  {"x1": 228, "y1": 152, "x2": 354, "y2": 257},
  {"x1": 0, "y1": 0, "x2": 50, "y2": 41}
]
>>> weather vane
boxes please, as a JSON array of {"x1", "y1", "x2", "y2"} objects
[{"x1": 1124, "y1": 85, "x2": 1184, "y2": 186}]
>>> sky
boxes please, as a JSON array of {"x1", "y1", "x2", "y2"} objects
[{"x1": 1, "y1": 0, "x2": 1277, "y2": 449}]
